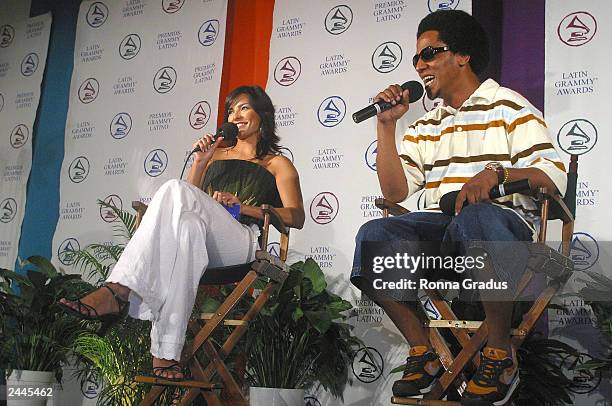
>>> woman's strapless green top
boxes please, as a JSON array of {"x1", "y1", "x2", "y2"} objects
[{"x1": 201, "y1": 159, "x2": 283, "y2": 226}]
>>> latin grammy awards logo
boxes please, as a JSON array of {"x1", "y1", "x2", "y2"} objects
[
  {"x1": 372, "y1": 41, "x2": 402, "y2": 73},
  {"x1": 78, "y1": 78, "x2": 100, "y2": 104},
  {"x1": 310, "y1": 192, "x2": 339, "y2": 225},
  {"x1": 267, "y1": 242, "x2": 280, "y2": 257},
  {"x1": 428, "y1": 0, "x2": 461, "y2": 12},
  {"x1": 86, "y1": 2, "x2": 109, "y2": 28},
  {"x1": 304, "y1": 396, "x2": 322, "y2": 406},
  {"x1": 274, "y1": 56, "x2": 301, "y2": 86},
  {"x1": 365, "y1": 140, "x2": 378, "y2": 171},
  {"x1": 557, "y1": 119, "x2": 597, "y2": 155},
  {"x1": 119, "y1": 34, "x2": 141, "y2": 60},
  {"x1": 317, "y1": 96, "x2": 346, "y2": 127},
  {"x1": 144, "y1": 149, "x2": 168, "y2": 177},
  {"x1": 10, "y1": 124, "x2": 29, "y2": 149},
  {"x1": 0, "y1": 24, "x2": 15, "y2": 48},
  {"x1": 0, "y1": 198, "x2": 17, "y2": 223},
  {"x1": 100, "y1": 194, "x2": 123, "y2": 223},
  {"x1": 198, "y1": 19, "x2": 219, "y2": 46},
  {"x1": 189, "y1": 101, "x2": 211, "y2": 130},
  {"x1": 351, "y1": 347, "x2": 384, "y2": 383},
  {"x1": 153, "y1": 66, "x2": 177, "y2": 94},
  {"x1": 110, "y1": 112, "x2": 132, "y2": 139},
  {"x1": 162, "y1": 0, "x2": 184, "y2": 14},
  {"x1": 324, "y1": 5, "x2": 353, "y2": 35},
  {"x1": 558, "y1": 12, "x2": 597, "y2": 47},
  {"x1": 68, "y1": 156, "x2": 90, "y2": 183},
  {"x1": 80, "y1": 373, "x2": 100, "y2": 399},
  {"x1": 566, "y1": 232, "x2": 599, "y2": 271},
  {"x1": 21, "y1": 52, "x2": 39, "y2": 76},
  {"x1": 58, "y1": 237, "x2": 80, "y2": 266}
]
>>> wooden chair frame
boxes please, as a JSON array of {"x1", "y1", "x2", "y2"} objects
[
  {"x1": 375, "y1": 156, "x2": 578, "y2": 406},
  {"x1": 131, "y1": 201, "x2": 292, "y2": 406}
]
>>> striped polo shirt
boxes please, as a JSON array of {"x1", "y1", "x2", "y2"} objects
[{"x1": 399, "y1": 79, "x2": 567, "y2": 230}]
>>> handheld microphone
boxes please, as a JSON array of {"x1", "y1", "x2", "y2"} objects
[
  {"x1": 192, "y1": 122, "x2": 239, "y2": 153},
  {"x1": 352, "y1": 81, "x2": 424, "y2": 123},
  {"x1": 439, "y1": 179, "x2": 532, "y2": 216}
]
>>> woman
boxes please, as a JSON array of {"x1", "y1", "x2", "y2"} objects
[{"x1": 59, "y1": 85, "x2": 305, "y2": 379}]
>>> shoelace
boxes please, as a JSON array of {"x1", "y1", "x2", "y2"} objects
[
  {"x1": 473, "y1": 355, "x2": 512, "y2": 387},
  {"x1": 403, "y1": 352, "x2": 434, "y2": 377}
]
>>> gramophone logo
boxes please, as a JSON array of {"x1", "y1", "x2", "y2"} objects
[
  {"x1": 274, "y1": 56, "x2": 301, "y2": 87},
  {"x1": 198, "y1": 19, "x2": 219, "y2": 46},
  {"x1": 189, "y1": 101, "x2": 211, "y2": 130},
  {"x1": 365, "y1": 140, "x2": 377, "y2": 171},
  {"x1": 557, "y1": 119, "x2": 597, "y2": 155},
  {"x1": 351, "y1": 347, "x2": 384, "y2": 383},
  {"x1": 100, "y1": 194, "x2": 123, "y2": 223},
  {"x1": 86, "y1": 2, "x2": 109, "y2": 28},
  {"x1": 267, "y1": 242, "x2": 280, "y2": 257},
  {"x1": 80, "y1": 373, "x2": 100, "y2": 399},
  {"x1": 324, "y1": 5, "x2": 353, "y2": 35},
  {"x1": 21, "y1": 53, "x2": 39, "y2": 76},
  {"x1": 428, "y1": 0, "x2": 460, "y2": 12},
  {"x1": 58, "y1": 238, "x2": 80, "y2": 266},
  {"x1": 317, "y1": 96, "x2": 346, "y2": 128},
  {"x1": 0, "y1": 24, "x2": 15, "y2": 48},
  {"x1": 68, "y1": 156, "x2": 90, "y2": 183},
  {"x1": 162, "y1": 0, "x2": 184, "y2": 14},
  {"x1": 110, "y1": 112, "x2": 132, "y2": 139},
  {"x1": 558, "y1": 12, "x2": 597, "y2": 47},
  {"x1": 144, "y1": 149, "x2": 168, "y2": 177},
  {"x1": 119, "y1": 34, "x2": 141, "y2": 60},
  {"x1": 279, "y1": 146, "x2": 295, "y2": 163},
  {"x1": 78, "y1": 78, "x2": 100, "y2": 104},
  {"x1": 372, "y1": 41, "x2": 402, "y2": 74},
  {"x1": 153, "y1": 66, "x2": 177, "y2": 94},
  {"x1": 10, "y1": 124, "x2": 29, "y2": 149},
  {"x1": 0, "y1": 198, "x2": 17, "y2": 223},
  {"x1": 420, "y1": 292, "x2": 442, "y2": 319},
  {"x1": 304, "y1": 396, "x2": 322, "y2": 406},
  {"x1": 561, "y1": 353, "x2": 602, "y2": 395},
  {"x1": 422, "y1": 94, "x2": 443, "y2": 112},
  {"x1": 310, "y1": 192, "x2": 339, "y2": 225},
  {"x1": 566, "y1": 232, "x2": 599, "y2": 271}
]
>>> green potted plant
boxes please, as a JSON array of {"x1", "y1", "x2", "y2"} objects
[
  {"x1": 241, "y1": 258, "x2": 362, "y2": 405},
  {"x1": 1, "y1": 255, "x2": 93, "y2": 405}
]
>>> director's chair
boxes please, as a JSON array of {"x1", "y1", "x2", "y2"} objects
[
  {"x1": 374, "y1": 155, "x2": 578, "y2": 405},
  {"x1": 131, "y1": 201, "x2": 292, "y2": 406}
]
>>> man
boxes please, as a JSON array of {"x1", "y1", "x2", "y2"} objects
[{"x1": 350, "y1": 10, "x2": 566, "y2": 406}]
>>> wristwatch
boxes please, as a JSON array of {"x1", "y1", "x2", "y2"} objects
[{"x1": 484, "y1": 161, "x2": 508, "y2": 184}]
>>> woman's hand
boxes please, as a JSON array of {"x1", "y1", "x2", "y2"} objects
[
  {"x1": 212, "y1": 191, "x2": 241, "y2": 207},
  {"x1": 192, "y1": 134, "x2": 223, "y2": 166}
]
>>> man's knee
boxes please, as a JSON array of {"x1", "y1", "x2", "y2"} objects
[
  {"x1": 355, "y1": 217, "x2": 392, "y2": 243},
  {"x1": 448, "y1": 203, "x2": 507, "y2": 240}
]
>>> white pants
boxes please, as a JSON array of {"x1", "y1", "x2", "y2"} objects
[{"x1": 107, "y1": 179, "x2": 260, "y2": 361}]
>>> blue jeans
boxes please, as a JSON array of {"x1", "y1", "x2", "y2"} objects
[{"x1": 351, "y1": 203, "x2": 534, "y2": 302}]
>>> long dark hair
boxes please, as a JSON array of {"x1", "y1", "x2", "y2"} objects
[{"x1": 223, "y1": 85, "x2": 281, "y2": 159}]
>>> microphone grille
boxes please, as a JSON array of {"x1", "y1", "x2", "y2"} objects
[
  {"x1": 401, "y1": 81, "x2": 424, "y2": 103},
  {"x1": 218, "y1": 122, "x2": 238, "y2": 142}
]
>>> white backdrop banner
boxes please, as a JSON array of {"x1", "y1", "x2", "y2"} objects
[
  {"x1": 545, "y1": 0, "x2": 611, "y2": 402},
  {"x1": 0, "y1": 12, "x2": 51, "y2": 269},
  {"x1": 266, "y1": 1, "x2": 471, "y2": 404},
  {"x1": 52, "y1": 0, "x2": 227, "y2": 273}
]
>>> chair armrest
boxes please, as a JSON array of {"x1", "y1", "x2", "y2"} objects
[
  {"x1": 261, "y1": 204, "x2": 289, "y2": 235},
  {"x1": 538, "y1": 192, "x2": 574, "y2": 224},
  {"x1": 374, "y1": 198, "x2": 410, "y2": 216}
]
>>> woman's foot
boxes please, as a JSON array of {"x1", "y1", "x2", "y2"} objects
[
  {"x1": 152, "y1": 357, "x2": 187, "y2": 380},
  {"x1": 59, "y1": 283, "x2": 130, "y2": 318}
]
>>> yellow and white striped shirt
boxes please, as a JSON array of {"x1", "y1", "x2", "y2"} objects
[{"x1": 400, "y1": 79, "x2": 567, "y2": 229}]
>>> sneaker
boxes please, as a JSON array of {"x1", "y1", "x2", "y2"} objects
[
  {"x1": 392, "y1": 346, "x2": 443, "y2": 397},
  {"x1": 461, "y1": 347, "x2": 519, "y2": 406}
]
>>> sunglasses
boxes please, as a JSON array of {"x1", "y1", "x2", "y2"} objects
[{"x1": 412, "y1": 46, "x2": 450, "y2": 67}]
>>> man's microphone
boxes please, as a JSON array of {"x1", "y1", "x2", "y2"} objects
[
  {"x1": 352, "y1": 81, "x2": 424, "y2": 123},
  {"x1": 439, "y1": 179, "x2": 531, "y2": 216},
  {"x1": 191, "y1": 122, "x2": 239, "y2": 153}
]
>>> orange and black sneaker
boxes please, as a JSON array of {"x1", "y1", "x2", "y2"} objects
[
  {"x1": 392, "y1": 346, "x2": 443, "y2": 397},
  {"x1": 461, "y1": 347, "x2": 519, "y2": 406}
]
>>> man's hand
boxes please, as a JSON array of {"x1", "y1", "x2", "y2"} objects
[
  {"x1": 375, "y1": 84, "x2": 410, "y2": 124},
  {"x1": 454, "y1": 169, "x2": 499, "y2": 215}
]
